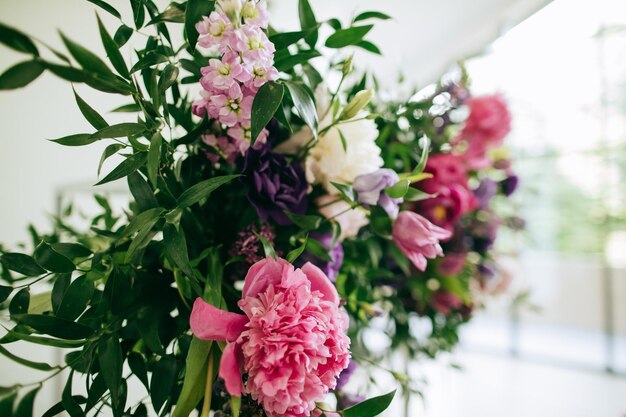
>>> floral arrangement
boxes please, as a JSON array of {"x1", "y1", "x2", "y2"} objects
[{"x1": 0, "y1": 1, "x2": 519, "y2": 417}]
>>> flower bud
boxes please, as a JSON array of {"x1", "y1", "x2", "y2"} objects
[
  {"x1": 339, "y1": 89, "x2": 373, "y2": 121},
  {"x1": 218, "y1": 0, "x2": 242, "y2": 25}
]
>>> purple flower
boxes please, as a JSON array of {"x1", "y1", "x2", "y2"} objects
[
  {"x1": 353, "y1": 168, "x2": 403, "y2": 218},
  {"x1": 474, "y1": 178, "x2": 498, "y2": 209},
  {"x1": 300, "y1": 233, "x2": 344, "y2": 281},
  {"x1": 501, "y1": 174, "x2": 519, "y2": 197},
  {"x1": 242, "y1": 144, "x2": 308, "y2": 225},
  {"x1": 335, "y1": 360, "x2": 357, "y2": 391}
]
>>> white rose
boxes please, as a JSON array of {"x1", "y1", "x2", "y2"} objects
[{"x1": 276, "y1": 85, "x2": 383, "y2": 193}]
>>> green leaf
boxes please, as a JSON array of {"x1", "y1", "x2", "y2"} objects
[
  {"x1": 119, "y1": 207, "x2": 164, "y2": 240},
  {"x1": 0, "y1": 253, "x2": 46, "y2": 276},
  {"x1": 43, "y1": 62, "x2": 133, "y2": 95},
  {"x1": 325, "y1": 25, "x2": 374, "y2": 48},
  {"x1": 130, "y1": 52, "x2": 168, "y2": 73},
  {"x1": 185, "y1": 0, "x2": 215, "y2": 52},
  {"x1": 98, "y1": 335, "x2": 123, "y2": 410},
  {"x1": 163, "y1": 223, "x2": 194, "y2": 279},
  {"x1": 255, "y1": 232, "x2": 276, "y2": 259},
  {"x1": 304, "y1": 237, "x2": 331, "y2": 261},
  {"x1": 148, "y1": 4, "x2": 186, "y2": 25},
  {"x1": 60, "y1": 32, "x2": 112, "y2": 76},
  {"x1": 62, "y1": 371, "x2": 86, "y2": 417},
  {"x1": 14, "y1": 386, "x2": 39, "y2": 417},
  {"x1": 285, "y1": 212, "x2": 322, "y2": 230},
  {"x1": 51, "y1": 273, "x2": 71, "y2": 313},
  {"x1": 0, "y1": 285, "x2": 12, "y2": 303},
  {"x1": 0, "y1": 60, "x2": 44, "y2": 90},
  {"x1": 356, "y1": 40, "x2": 382, "y2": 55},
  {"x1": 86, "y1": 0, "x2": 121, "y2": 18},
  {"x1": 158, "y1": 63, "x2": 179, "y2": 93},
  {"x1": 177, "y1": 175, "x2": 240, "y2": 209},
  {"x1": 412, "y1": 136, "x2": 430, "y2": 175},
  {"x1": 298, "y1": 0, "x2": 318, "y2": 47},
  {"x1": 50, "y1": 134, "x2": 98, "y2": 147},
  {"x1": 13, "y1": 314, "x2": 94, "y2": 340},
  {"x1": 97, "y1": 14, "x2": 130, "y2": 79},
  {"x1": 96, "y1": 152, "x2": 147, "y2": 185},
  {"x1": 111, "y1": 103, "x2": 140, "y2": 112},
  {"x1": 287, "y1": 236, "x2": 308, "y2": 263},
  {"x1": 353, "y1": 11, "x2": 392, "y2": 22},
  {"x1": 331, "y1": 182, "x2": 357, "y2": 204},
  {"x1": 114, "y1": 25, "x2": 133, "y2": 47},
  {"x1": 91, "y1": 122, "x2": 146, "y2": 139},
  {"x1": 0, "y1": 390, "x2": 16, "y2": 416},
  {"x1": 403, "y1": 187, "x2": 435, "y2": 202},
  {"x1": 98, "y1": 143, "x2": 124, "y2": 175},
  {"x1": 128, "y1": 172, "x2": 158, "y2": 211},
  {"x1": 150, "y1": 355, "x2": 177, "y2": 414},
  {"x1": 0, "y1": 22, "x2": 38, "y2": 55},
  {"x1": 342, "y1": 390, "x2": 396, "y2": 417},
  {"x1": 274, "y1": 50, "x2": 321, "y2": 72},
  {"x1": 171, "y1": 337, "x2": 211, "y2": 417},
  {"x1": 130, "y1": 0, "x2": 145, "y2": 29},
  {"x1": 284, "y1": 81, "x2": 318, "y2": 137},
  {"x1": 128, "y1": 352, "x2": 149, "y2": 391},
  {"x1": 2, "y1": 329, "x2": 85, "y2": 348},
  {"x1": 9, "y1": 288, "x2": 30, "y2": 316},
  {"x1": 73, "y1": 88, "x2": 108, "y2": 129},
  {"x1": 251, "y1": 81, "x2": 284, "y2": 144},
  {"x1": 269, "y1": 30, "x2": 308, "y2": 49},
  {"x1": 34, "y1": 241, "x2": 75, "y2": 273},
  {"x1": 147, "y1": 133, "x2": 162, "y2": 188},
  {"x1": 57, "y1": 275, "x2": 94, "y2": 321},
  {"x1": 338, "y1": 128, "x2": 348, "y2": 152},
  {"x1": 385, "y1": 179, "x2": 410, "y2": 199},
  {"x1": 51, "y1": 243, "x2": 92, "y2": 259},
  {"x1": 0, "y1": 345, "x2": 55, "y2": 371}
]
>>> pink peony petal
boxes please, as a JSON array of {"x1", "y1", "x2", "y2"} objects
[
  {"x1": 190, "y1": 298, "x2": 248, "y2": 342},
  {"x1": 301, "y1": 262, "x2": 340, "y2": 305},
  {"x1": 220, "y1": 342, "x2": 244, "y2": 396},
  {"x1": 242, "y1": 257, "x2": 290, "y2": 298}
]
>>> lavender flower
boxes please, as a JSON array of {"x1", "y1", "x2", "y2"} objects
[
  {"x1": 300, "y1": 232, "x2": 344, "y2": 281},
  {"x1": 474, "y1": 178, "x2": 498, "y2": 209},
  {"x1": 242, "y1": 144, "x2": 307, "y2": 225},
  {"x1": 353, "y1": 168, "x2": 403, "y2": 218}
]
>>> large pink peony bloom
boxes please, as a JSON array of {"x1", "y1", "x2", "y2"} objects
[
  {"x1": 455, "y1": 94, "x2": 511, "y2": 169},
  {"x1": 190, "y1": 258, "x2": 350, "y2": 417},
  {"x1": 392, "y1": 211, "x2": 452, "y2": 271},
  {"x1": 416, "y1": 154, "x2": 476, "y2": 231}
]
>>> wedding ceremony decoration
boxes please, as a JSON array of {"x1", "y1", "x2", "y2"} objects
[{"x1": 0, "y1": 0, "x2": 520, "y2": 416}]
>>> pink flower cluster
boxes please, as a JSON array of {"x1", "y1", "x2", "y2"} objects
[
  {"x1": 193, "y1": 0, "x2": 278, "y2": 159},
  {"x1": 416, "y1": 153, "x2": 477, "y2": 232},
  {"x1": 190, "y1": 258, "x2": 350, "y2": 417},
  {"x1": 455, "y1": 94, "x2": 511, "y2": 169}
]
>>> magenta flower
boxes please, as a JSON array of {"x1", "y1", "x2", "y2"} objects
[
  {"x1": 392, "y1": 211, "x2": 452, "y2": 271},
  {"x1": 431, "y1": 291, "x2": 464, "y2": 316},
  {"x1": 190, "y1": 258, "x2": 350, "y2": 417}
]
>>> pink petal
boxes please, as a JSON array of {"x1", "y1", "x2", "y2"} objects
[
  {"x1": 190, "y1": 298, "x2": 248, "y2": 342},
  {"x1": 242, "y1": 257, "x2": 290, "y2": 298},
  {"x1": 301, "y1": 262, "x2": 340, "y2": 305},
  {"x1": 220, "y1": 342, "x2": 244, "y2": 396}
]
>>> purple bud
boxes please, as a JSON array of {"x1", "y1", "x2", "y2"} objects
[{"x1": 353, "y1": 168, "x2": 403, "y2": 217}]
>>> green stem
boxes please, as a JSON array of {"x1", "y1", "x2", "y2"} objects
[{"x1": 200, "y1": 348, "x2": 215, "y2": 417}]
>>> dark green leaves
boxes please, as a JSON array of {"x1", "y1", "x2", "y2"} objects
[
  {"x1": 147, "y1": 133, "x2": 162, "y2": 187},
  {"x1": 60, "y1": 32, "x2": 112, "y2": 76},
  {"x1": 0, "y1": 253, "x2": 46, "y2": 276},
  {"x1": 298, "y1": 0, "x2": 318, "y2": 47},
  {"x1": 325, "y1": 25, "x2": 374, "y2": 48},
  {"x1": 14, "y1": 386, "x2": 40, "y2": 417},
  {"x1": 114, "y1": 25, "x2": 133, "y2": 47},
  {"x1": 50, "y1": 134, "x2": 98, "y2": 147},
  {"x1": 269, "y1": 31, "x2": 308, "y2": 50},
  {"x1": 13, "y1": 314, "x2": 94, "y2": 340},
  {"x1": 256, "y1": 232, "x2": 277, "y2": 259},
  {"x1": 98, "y1": 143, "x2": 124, "y2": 175},
  {"x1": 98, "y1": 335, "x2": 124, "y2": 410},
  {"x1": 331, "y1": 182, "x2": 357, "y2": 205},
  {"x1": 158, "y1": 64, "x2": 179, "y2": 93},
  {"x1": 87, "y1": 0, "x2": 121, "y2": 19},
  {"x1": 91, "y1": 122, "x2": 146, "y2": 139},
  {"x1": 0, "y1": 22, "x2": 38, "y2": 55},
  {"x1": 130, "y1": 52, "x2": 168, "y2": 73},
  {"x1": 96, "y1": 152, "x2": 147, "y2": 186},
  {"x1": 163, "y1": 223, "x2": 193, "y2": 279},
  {"x1": 56, "y1": 275, "x2": 94, "y2": 320},
  {"x1": 284, "y1": 81, "x2": 318, "y2": 137},
  {"x1": 51, "y1": 243, "x2": 92, "y2": 259},
  {"x1": 342, "y1": 390, "x2": 396, "y2": 417},
  {"x1": 0, "y1": 345, "x2": 55, "y2": 371},
  {"x1": 97, "y1": 15, "x2": 129, "y2": 79},
  {"x1": 73, "y1": 89, "x2": 108, "y2": 129},
  {"x1": 275, "y1": 50, "x2": 321, "y2": 72},
  {"x1": 353, "y1": 11, "x2": 392, "y2": 23},
  {"x1": 0, "y1": 61, "x2": 44, "y2": 90},
  {"x1": 185, "y1": 0, "x2": 215, "y2": 52},
  {"x1": 34, "y1": 242, "x2": 75, "y2": 273},
  {"x1": 177, "y1": 175, "x2": 240, "y2": 209},
  {"x1": 0, "y1": 286, "x2": 12, "y2": 303},
  {"x1": 150, "y1": 356, "x2": 177, "y2": 414},
  {"x1": 9, "y1": 289, "x2": 29, "y2": 316},
  {"x1": 128, "y1": 172, "x2": 158, "y2": 211},
  {"x1": 171, "y1": 338, "x2": 211, "y2": 417},
  {"x1": 251, "y1": 81, "x2": 284, "y2": 144}
]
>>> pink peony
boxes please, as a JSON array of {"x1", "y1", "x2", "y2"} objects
[
  {"x1": 190, "y1": 258, "x2": 351, "y2": 417},
  {"x1": 455, "y1": 94, "x2": 511, "y2": 169},
  {"x1": 416, "y1": 154, "x2": 476, "y2": 231},
  {"x1": 392, "y1": 211, "x2": 452, "y2": 271}
]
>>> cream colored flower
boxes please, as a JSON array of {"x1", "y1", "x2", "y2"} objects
[{"x1": 317, "y1": 195, "x2": 369, "y2": 241}]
